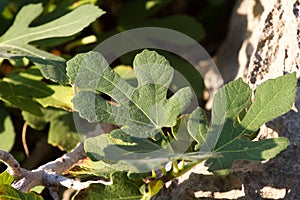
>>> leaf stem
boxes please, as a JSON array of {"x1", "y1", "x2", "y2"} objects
[{"x1": 22, "y1": 122, "x2": 29, "y2": 157}]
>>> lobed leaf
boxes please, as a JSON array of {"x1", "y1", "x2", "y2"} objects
[
  {"x1": 0, "y1": 3, "x2": 105, "y2": 84},
  {"x1": 207, "y1": 137, "x2": 289, "y2": 175},
  {"x1": 209, "y1": 78, "x2": 251, "y2": 151},
  {"x1": 234, "y1": 73, "x2": 298, "y2": 136},
  {"x1": 67, "y1": 50, "x2": 193, "y2": 138},
  {"x1": 188, "y1": 73, "x2": 297, "y2": 173}
]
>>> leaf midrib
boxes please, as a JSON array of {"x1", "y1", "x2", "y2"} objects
[
  {"x1": 215, "y1": 80, "x2": 291, "y2": 152},
  {"x1": 0, "y1": 43, "x2": 67, "y2": 79},
  {"x1": 1, "y1": 20, "x2": 80, "y2": 44},
  {"x1": 208, "y1": 84, "x2": 249, "y2": 151}
]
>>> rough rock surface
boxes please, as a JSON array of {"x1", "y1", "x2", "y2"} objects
[{"x1": 154, "y1": 0, "x2": 300, "y2": 199}]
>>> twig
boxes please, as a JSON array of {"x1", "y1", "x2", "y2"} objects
[{"x1": 22, "y1": 122, "x2": 30, "y2": 157}]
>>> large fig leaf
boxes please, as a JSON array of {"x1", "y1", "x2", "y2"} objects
[
  {"x1": 188, "y1": 73, "x2": 296, "y2": 174},
  {"x1": 67, "y1": 49, "x2": 193, "y2": 138}
]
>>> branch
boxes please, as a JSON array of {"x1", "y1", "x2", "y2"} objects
[
  {"x1": 12, "y1": 168, "x2": 112, "y2": 192},
  {"x1": 0, "y1": 150, "x2": 24, "y2": 180},
  {"x1": 37, "y1": 142, "x2": 86, "y2": 173},
  {"x1": 0, "y1": 141, "x2": 110, "y2": 197},
  {"x1": 9, "y1": 141, "x2": 95, "y2": 192},
  {"x1": 0, "y1": 124, "x2": 116, "y2": 199}
]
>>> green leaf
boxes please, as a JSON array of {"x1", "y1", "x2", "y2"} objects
[
  {"x1": 0, "y1": 171, "x2": 14, "y2": 185},
  {"x1": 0, "y1": 70, "x2": 55, "y2": 116},
  {"x1": 190, "y1": 78, "x2": 251, "y2": 152},
  {"x1": 188, "y1": 74, "x2": 297, "y2": 173},
  {"x1": 235, "y1": 73, "x2": 298, "y2": 136},
  {"x1": 66, "y1": 159, "x2": 117, "y2": 179},
  {"x1": 209, "y1": 78, "x2": 252, "y2": 151},
  {"x1": 73, "y1": 172, "x2": 143, "y2": 200},
  {"x1": 22, "y1": 108, "x2": 81, "y2": 151},
  {"x1": 0, "y1": 80, "x2": 44, "y2": 116},
  {"x1": 208, "y1": 137, "x2": 289, "y2": 175},
  {"x1": 0, "y1": 68, "x2": 73, "y2": 115},
  {"x1": 35, "y1": 85, "x2": 74, "y2": 110},
  {"x1": 29, "y1": 186, "x2": 44, "y2": 194},
  {"x1": 85, "y1": 130, "x2": 170, "y2": 173},
  {"x1": 0, "y1": 3, "x2": 105, "y2": 84},
  {"x1": 187, "y1": 107, "x2": 208, "y2": 150},
  {"x1": 85, "y1": 128, "x2": 215, "y2": 174},
  {"x1": 67, "y1": 50, "x2": 193, "y2": 137},
  {"x1": 0, "y1": 108, "x2": 15, "y2": 152},
  {"x1": 47, "y1": 111, "x2": 81, "y2": 151},
  {"x1": 120, "y1": 50, "x2": 205, "y2": 99},
  {"x1": 0, "y1": 184, "x2": 44, "y2": 200},
  {"x1": 0, "y1": 115, "x2": 15, "y2": 152}
]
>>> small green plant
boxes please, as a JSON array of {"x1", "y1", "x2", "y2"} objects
[{"x1": 65, "y1": 49, "x2": 296, "y2": 199}]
